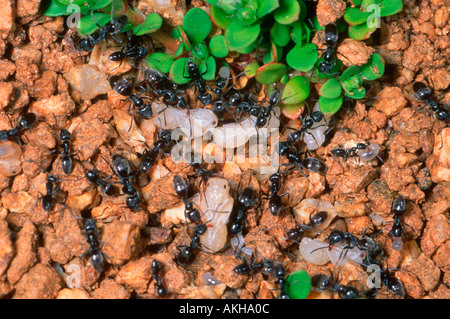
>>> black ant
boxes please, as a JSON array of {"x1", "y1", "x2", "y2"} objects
[
  {"x1": 263, "y1": 172, "x2": 287, "y2": 216},
  {"x1": 311, "y1": 273, "x2": 360, "y2": 299},
  {"x1": 75, "y1": 6, "x2": 128, "y2": 52},
  {"x1": 0, "y1": 112, "x2": 36, "y2": 145},
  {"x1": 330, "y1": 142, "x2": 369, "y2": 160},
  {"x1": 385, "y1": 195, "x2": 408, "y2": 251},
  {"x1": 315, "y1": 23, "x2": 341, "y2": 76},
  {"x1": 229, "y1": 186, "x2": 259, "y2": 236},
  {"x1": 85, "y1": 167, "x2": 119, "y2": 198},
  {"x1": 109, "y1": 43, "x2": 148, "y2": 67},
  {"x1": 285, "y1": 210, "x2": 328, "y2": 243},
  {"x1": 139, "y1": 129, "x2": 174, "y2": 174},
  {"x1": 176, "y1": 223, "x2": 208, "y2": 266},
  {"x1": 255, "y1": 89, "x2": 281, "y2": 128},
  {"x1": 286, "y1": 111, "x2": 327, "y2": 145},
  {"x1": 172, "y1": 175, "x2": 201, "y2": 224},
  {"x1": 112, "y1": 154, "x2": 142, "y2": 211},
  {"x1": 59, "y1": 129, "x2": 76, "y2": 175},
  {"x1": 276, "y1": 142, "x2": 327, "y2": 179},
  {"x1": 81, "y1": 218, "x2": 109, "y2": 272},
  {"x1": 42, "y1": 174, "x2": 60, "y2": 212},
  {"x1": 145, "y1": 68, "x2": 189, "y2": 112},
  {"x1": 412, "y1": 81, "x2": 449, "y2": 123},
  {"x1": 233, "y1": 250, "x2": 273, "y2": 276},
  {"x1": 274, "y1": 263, "x2": 290, "y2": 299},
  {"x1": 186, "y1": 59, "x2": 211, "y2": 106},
  {"x1": 127, "y1": 94, "x2": 154, "y2": 120},
  {"x1": 151, "y1": 259, "x2": 167, "y2": 297}
]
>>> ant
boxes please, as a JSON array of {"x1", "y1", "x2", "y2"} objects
[
  {"x1": 173, "y1": 175, "x2": 202, "y2": 224},
  {"x1": 285, "y1": 210, "x2": 328, "y2": 243},
  {"x1": 330, "y1": 142, "x2": 383, "y2": 163},
  {"x1": 185, "y1": 59, "x2": 211, "y2": 106},
  {"x1": 286, "y1": 111, "x2": 328, "y2": 145},
  {"x1": 176, "y1": 223, "x2": 208, "y2": 266},
  {"x1": 229, "y1": 186, "x2": 259, "y2": 236},
  {"x1": 263, "y1": 172, "x2": 287, "y2": 216},
  {"x1": 75, "y1": 4, "x2": 128, "y2": 52},
  {"x1": 81, "y1": 218, "x2": 109, "y2": 272},
  {"x1": 233, "y1": 249, "x2": 274, "y2": 276},
  {"x1": 42, "y1": 174, "x2": 60, "y2": 212},
  {"x1": 276, "y1": 142, "x2": 327, "y2": 179},
  {"x1": 0, "y1": 112, "x2": 36, "y2": 145},
  {"x1": 151, "y1": 259, "x2": 167, "y2": 297},
  {"x1": 412, "y1": 81, "x2": 449, "y2": 123},
  {"x1": 385, "y1": 195, "x2": 408, "y2": 251},
  {"x1": 59, "y1": 129, "x2": 76, "y2": 175},
  {"x1": 109, "y1": 42, "x2": 148, "y2": 67},
  {"x1": 85, "y1": 167, "x2": 119, "y2": 198},
  {"x1": 274, "y1": 263, "x2": 290, "y2": 299},
  {"x1": 315, "y1": 23, "x2": 341, "y2": 76},
  {"x1": 254, "y1": 89, "x2": 281, "y2": 128},
  {"x1": 145, "y1": 68, "x2": 189, "y2": 112},
  {"x1": 312, "y1": 273, "x2": 360, "y2": 299},
  {"x1": 127, "y1": 94, "x2": 154, "y2": 120},
  {"x1": 140, "y1": 129, "x2": 174, "y2": 174},
  {"x1": 112, "y1": 154, "x2": 142, "y2": 210}
]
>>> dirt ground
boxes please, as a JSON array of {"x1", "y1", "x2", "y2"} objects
[{"x1": 0, "y1": 0, "x2": 448, "y2": 299}]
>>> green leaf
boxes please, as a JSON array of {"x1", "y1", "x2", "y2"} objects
[
  {"x1": 234, "y1": 6, "x2": 258, "y2": 26},
  {"x1": 285, "y1": 270, "x2": 311, "y2": 299},
  {"x1": 340, "y1": 65, "x2": 362, "y2": 81},
  {"x1": 319, "y1": 96, "x2": 344, "y2": 116},
  {"x1": 183, "y1": 8, "x2": 212, "y2": 45},
  {"x1": 199, "y1": 56, "x2": 217, "y2": 81},
  {"x1": 236, "y1": 41, "x2": 258, "y2": 54},
  {"x1": 271, "y1": 22, "x2": 291, "y2": 47},
  {"x1": 225, "y1": 22, "x2": 261, "y2": 50},
  {"x1": 170, "y1": 58, "x2": 191, "y2": 85},
  {"x1": 274, "y1": 0, "x2": 300, "y2": 25},
  {"x1": 257, "y1": 0, "x2": 280, "y2": 17},
  {"x1": 54, "y1": 0, "x2": 86, "y2": 5},
  {"x1": 281, "y1": 76, "x2": 310, "y2": 106},
  {"x1": 348, "y1": 23, "x2": 377, "y2": 40},
  {"x1": 344, "y1": 7, "x2": 372, "y2": 25},
  {"x1": 320, "y1": 78, "x2": 342, "y2": 99},
  {"x1": 147, "y1": 53, "x2": 174, "y2": 74},
  {"x1": 255, "y1": 62, "x2": 287, "y2": 85},
  {"x1": 79, "y1": 13, "x2": 110, "y2": 35},
  {"x1": 192, "y1": 43, "x2": 210, "y2": 61},
  {"x1": 210, "y1": 6, "x2": 233, "y2": 29},
  {"x1": 91, "y1": 0, "x2": 113, "y2": 10},
  {"x1": 286, "y1": 43, "x2": 318, "y2": 72},
  {"x1": 244, "y1": 60, "x2": 259, "y2": 78},
  {"x1": 209, "y1": 35, "x2": 229, "y2": 58},
  {"x1": 290, "y1": 21, "x2": 303, "y2": 45},
  {"x1": 133, "y1": 13, "x2": 162, "y2": 35},
  {"x1": 42, "y1": 0, "x2": 69, "y2": 16},
  {"x1": 345, "y1": 87, "x2": 366, "y2": 99},
  {"x1": 217, "y1": 0, "x2": 243, "y2": 14},
  {"x1": 359, "y1": 52, "x2": 385, "y2": 80},
  {"x1": 380, "y1": 0, "x2": 403, "y2": 17},
  {"x1": 263, "y1": 42, "x2": 282, "y2": 64},
  {"x1": 281, "y1": 101, "x2": 305, "y2": 120}
]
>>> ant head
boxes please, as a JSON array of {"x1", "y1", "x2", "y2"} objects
[
  {"x1": 109, "y1": 76, "x2": 133, "y2": 96},
  {"x1": 310, "y1": 111, "x2": 324, "y2": 123},
  {"x1": 311, "y1": 273, "x2": 332, "y2": 290},
  {"x1": 60, "y1": 129, "x2": 71, "y2": 141},
  {"x1": 324, "y1": 23, "x2": 338, "y2": 45},
  {"x1": 109, "y1": 15, "x2": 128, "y2": 34},
  {"x1": 18, "y1": 113, "x2": 36, "y2": 130},
  {"x1": 412, "y1": 81, "x2": 432, "y2": 100},
  {"x1": 328, "y1": 229, "x2": 344, "y2": 244}
]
